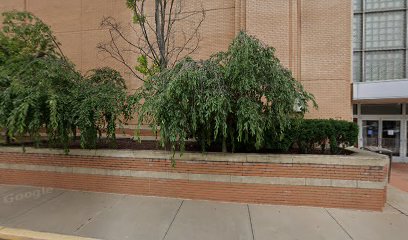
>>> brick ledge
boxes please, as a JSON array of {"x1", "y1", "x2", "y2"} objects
[{"x1": 0, "y1": 147, "x2": 389, "y2": 166}]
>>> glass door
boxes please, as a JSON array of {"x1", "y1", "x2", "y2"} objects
[
  {"x1": 362, "y1": 120, "x2": 379, "y2": 148},
  {"x1": 381, "y1": 120, "x2": 401, "y2": 156}
]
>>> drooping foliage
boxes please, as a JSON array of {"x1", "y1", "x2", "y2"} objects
[
  {"x1": 0, "y1": 11, "x2": 81, "y2": 147},
  {"x1": 135, "y1": 32, "x2": 317, "y2": 153},
  {"x1": 0, "y1": 11, "x2": 133, "y2": 149},
  {"x1": 73, "y1": 68, "x2": 133, "y2": 149}
]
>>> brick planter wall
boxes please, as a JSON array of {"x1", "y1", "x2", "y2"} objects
[{"x1": 0, "y1": 147, "x2": 389, "y2": 211}]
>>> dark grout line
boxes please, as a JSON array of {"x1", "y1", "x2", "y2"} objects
[
  {"x1": 162, "y1": 200, "x2": 184, "y2": 240},
  {"x1": 386, "y1": 203, "x2": 408, "y2": 217},
  {"x1": 74, "y1": 194, "x2": 126, "y2": 233},
  {"x1": 325, "y1": 209, "x2": 354, "y2": 240},
  {"x1": 247, "y1": 205, "x2": 255, "y2": 240}
]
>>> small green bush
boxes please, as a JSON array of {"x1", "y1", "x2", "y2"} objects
[{"x1": 266, "y1": 119, "x2": 358, "y2": 154}]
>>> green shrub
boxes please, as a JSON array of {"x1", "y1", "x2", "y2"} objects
[
  {"x1": 135, "y1": 32, "x2": 317, "y2": 153},
  {"x1": 262, "y1": 118, "x2": 302, "y2": 152},
  {"x1": 73, "y1": 68, "x2": 133, "y2": 149},
  {"x1": 327, "y1": 119, "x2": 359, "y2": 154},
  {"x1": 290, "y1": 119, "x2": 358, "y2": 154}
]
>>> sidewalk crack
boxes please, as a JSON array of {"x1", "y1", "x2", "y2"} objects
[
  {"x1": 386, "y1": 203, "x2": 408, "y2": 217},
  {"x1": 247, "y1": 205, "x2": 255, "y2": 240},
  {"x1": 162, "y1": 200, "x2": 184, "y2": 240},
  {"x1": 325, "y1": 209, "x2": 354, "y2": 240},
  {"x1": 74, "y1": 194, "x2": 126, "y2": 233}
]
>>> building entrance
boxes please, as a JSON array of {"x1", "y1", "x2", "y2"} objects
[{"x1": 354, "y1": 103, "x2": 408, "y2": 162}]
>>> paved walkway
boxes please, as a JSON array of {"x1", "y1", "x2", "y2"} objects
[
  {"x1": 390, "y1": 163, "x2": 408, "y2": 192},
  {"x1": 0, "y1": 184, "x2": 407, "y2": 240}
]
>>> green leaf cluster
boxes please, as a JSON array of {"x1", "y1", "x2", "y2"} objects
[
  {"x1": 0, "y1": 11, "x2": 133, "y2": 150},
  {"x1": 135, "y1": 55, "x2": 159, "y2": 77},
  {"x1": 135, "y1": 32, "x2": 317, "y2": 153},
  {"x1": 73, "y1": 68, "x2": 133, "y2": 149},
  {"x1": 126, "y1": 0, "x2": 146, "y2": 24},
  {"x1": 288, "y1": 119, "x2": 359, "y2": 154},
  {"x1": 295, "y1": 119, "x2": 358, "y2": 154}
]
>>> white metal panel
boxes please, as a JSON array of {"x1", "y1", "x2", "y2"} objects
[{"x1": 353, "y1": 79, "x2": 408, "y2": 100}]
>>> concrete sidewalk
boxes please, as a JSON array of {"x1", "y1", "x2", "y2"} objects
[
  {"x1": 0, "y1": 184, "x2": 407, "y2": 240},
  {"x1": 390, "y1": 163, "x2": 408, "y2": 192}
]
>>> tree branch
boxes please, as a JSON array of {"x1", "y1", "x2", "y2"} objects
[{"x1": 98, "y1": 0, "x2": 206, "y2": 81}]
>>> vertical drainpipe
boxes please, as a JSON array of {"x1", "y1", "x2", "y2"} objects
[
  {"x1": 289, "y1": 0, "x2": 293, "y2": 70},
  {"x1": 235, "y1": 0, "x2": 241, "y2": 34},
  {"x1": 235, "y1": 0, "x2": 247, "y2": 34},
  {"x1": 297, "y1": 0, "x2": 302, "y2": 81},
  {"x1": 241, "y1": 0, "x2": 246, "y2": 31},
  {"x1": 350, "y1": 0, "x2": 355, "y2": 122}
]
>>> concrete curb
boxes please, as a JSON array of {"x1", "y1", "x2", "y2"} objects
[
  {"x1": 0, "y1": 226, "x2": 98, "y2": 240},
  {"x1": 0, "y1": 146, "x2": 389, "y2": 166}
]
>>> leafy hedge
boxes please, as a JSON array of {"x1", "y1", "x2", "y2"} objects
[{"x1": 266, "y1": 119, "x2": 359, "y2": 154}]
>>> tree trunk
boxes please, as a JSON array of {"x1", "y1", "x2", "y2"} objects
[
  {"x1": 72, "y1": 127, "x2": 77, "y2": 141},
  {"x1": 155, "y1": 0, "x2": 167, "y2": 69},
  {"x1": 222, "y1": 136, "x2": 227, "y2": 153},
  {"x1": 5, "y1": 132, "x2": 10, "y2": 144}
]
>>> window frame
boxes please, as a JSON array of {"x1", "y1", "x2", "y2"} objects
[{"x1": 353, "y1": 0, "x2": 408, "y2": 82}]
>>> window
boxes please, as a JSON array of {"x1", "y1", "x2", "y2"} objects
[
  {"x1": 353, "y1": 53, "x2": 362, "y2": 82},
  {"x1": 365, "y1": 0, "x2": 405, "y2": 11},
  {"x1": 365, "y1": 11, "x2": 405, "y2": 49},
  {"x1": 353, "y1": 0, "x2": 407, "y2": 82},
  {"x1": 360, "y1": 103, "x2": 403, "y2": 114},
  {"x1": 365, "y1": 50, "x2": 405, "y2": 81},
  {"x1": 354, "y1": 0, "x2": 363, "y2": 11},
  {"x1": 354, "y1": 14, "x2": 362, "y2": 50},
  {"x1": 353, "y1": 104, "x2": 358, "y2": 115}
]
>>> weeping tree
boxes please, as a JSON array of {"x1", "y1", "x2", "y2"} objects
[
  {"x1": 135, "y1": 32, "x2": 317, "y2": 153},
  {"x1": 98, "y1": 0, "x2": 205, "y2": 81},
  {"x1": 0, "y1": 11, "x2": 80, "y2": 147},
  {"x1": 0, "y1": 11, "x2": 135, "y2": 150}
]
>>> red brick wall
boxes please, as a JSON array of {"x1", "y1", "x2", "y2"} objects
[
  {"x1": 0, "y1": 150, "x2": 388, "y2": 211},
  {"x1": 0, "y1": 153, "x2": 386, "y2": 182},
  {"x1": 0, "y1": 169, "x2": 385, "y2": 211}
]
